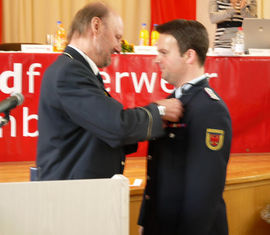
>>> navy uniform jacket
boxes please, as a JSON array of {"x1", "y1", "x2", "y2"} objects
[
  {"x1": 139, "y1": 79, "x2": 232, "y2": 235},
  {"x1": 37, "y1": 46, "x2": 164, "y2": 180}
]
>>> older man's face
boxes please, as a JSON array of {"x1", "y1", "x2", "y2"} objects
[{"x1": 96, "y1": 13, "x2": 123, "y2": 68}]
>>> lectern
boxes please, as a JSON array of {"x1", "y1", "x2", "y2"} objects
[{"x1": 0, "y1": 175, "x2": 129, "y2": 235}]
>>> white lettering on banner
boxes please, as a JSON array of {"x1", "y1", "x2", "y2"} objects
[
  {"x1": 0, "y1": 62, "x2": 172, "y2": 140},
  {"x1": 131, "y1": 72, "x2": 157, "y2": 93},
  {"x1": 0, "y1": 108, "x2": 38, "y2": 138},
  {"x1": 0, "y1": 63, "x2": 172, "y2": 95},
  {"x1": 100, "y1": 71, "x2": 111, "y2": 92},
  {"x1": 0, "y1": 115, "x2": 16, "y2": 137},
  {"x1": 26, "y1": 63, "x2": 42, "y2": 93},
  {"x1": 113, "y1": 72, "x2": 171, "y2": 94},
  {"x1": 0, "y1": 63, "x2": 22, "y2": 94},
  {"x1": 161, "y1": 78, "x2": 175, "y2": 93},
  {"x1": 23, "y1": 107, "x2": 38, "y2": 137},
  {"x1": 0, "y1": 62, "x2": 43, "y2": 95},
  {"x1": 115, "y1": 72, "x2": 129, "y2": 93}
]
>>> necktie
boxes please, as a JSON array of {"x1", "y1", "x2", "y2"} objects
[
  {"x1": 168, "y1": 91, "x2": 175, "y2": 98},
  {"x1": 96, "y1": 73, "x2": 104, "y2": 85},
  {"x1": 96, "y1": 73, "x2": 111, "y2": 97}
]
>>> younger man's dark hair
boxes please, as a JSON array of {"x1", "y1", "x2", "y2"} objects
[{"x1": 156, "y1": 19, "x2": 209, "y2": 66}]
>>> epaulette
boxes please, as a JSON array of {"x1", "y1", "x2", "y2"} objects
[{"x1": 204, "y1": 87, "x2": 220, "y2": 100}]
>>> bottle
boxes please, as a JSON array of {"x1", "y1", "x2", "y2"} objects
[
  {"x1": 233, "y1": 27, "x2": 245, "y2": 55},
  {"x1": 151, "y1": 24, "x2": 159, "y2": 46},
  {"x1": 53, "y1": 21, "x2": 67, "y2": 52},
  {"x1": 139, "y1": 23, "x2": 149, "y2": 46}
]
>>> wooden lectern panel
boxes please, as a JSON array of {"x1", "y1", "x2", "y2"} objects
[{"x1": 0, "y1": 176, "x2": 129, "y2": 235}]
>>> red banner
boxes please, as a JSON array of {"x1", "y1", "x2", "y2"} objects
[
  {"x1": 0, "y1": 53, "x2": 270, "y2": 162},
  {"x1": 205, "y1": 56, "x2": 270, "y2": 154},
  {"x1": 0, "y1": 53, "x2": 174, "y2": 162},
  {"x1": 0, "y1": 53, "x2": 59, "y2": 161}
]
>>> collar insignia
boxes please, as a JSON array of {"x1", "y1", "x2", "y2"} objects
[{"x1": 204, "y1": 88, "x2": 220, "y2": 100}]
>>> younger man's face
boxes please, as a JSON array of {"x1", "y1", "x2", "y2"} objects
[{"x1": 155, "y1": 34, "x2": 187, "y2": 88}]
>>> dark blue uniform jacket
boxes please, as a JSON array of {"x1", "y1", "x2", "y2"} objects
[
  {"x1": 37, "y1": 46, "x2": 164, "y2": 180},
  {"x1": 139, "y1": 79, "x2": 232, "y2": 235}
]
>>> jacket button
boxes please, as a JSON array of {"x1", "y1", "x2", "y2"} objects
[
  {"x1": 145, "y1": 194, "x2": 150, "y2": 200},
  {"x1": 147, "y1": 155, "x2": 152, "y2": 160},
  {"x1": 147, "y1": 175, "x2": 151, "y2": 181},
  {"x1": 121, "y1": 161, "x2": 125, "y2": 166},
  {"x1": 169, "y1": 133, "x2": 175, "y2": 138}
]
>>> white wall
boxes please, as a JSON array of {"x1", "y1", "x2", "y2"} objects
[
  {"x1": 262, "y1": 0, "x2": 270, "y2": 18},
  {"x1": 196, "y1": 0, "x2": 216, "y2": 48}
]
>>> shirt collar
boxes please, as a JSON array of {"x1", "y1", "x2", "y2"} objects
[{"x1": 68, "y1": 44, "x2": 100, "y2": 75}]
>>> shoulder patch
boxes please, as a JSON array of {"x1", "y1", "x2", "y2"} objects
[
  {"x1": 204, "y1": 88, "x2": 220, "y2": 100},
  {"x1": 206, "y1": 128, "x2": 224, "y2": 151}
]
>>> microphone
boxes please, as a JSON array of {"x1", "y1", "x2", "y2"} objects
[{"x1": 0, "y1": 93, "x2": 24, "y2": 113}]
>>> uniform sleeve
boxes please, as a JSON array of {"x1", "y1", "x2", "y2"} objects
[
  {"x1": 178, "y1": 98, "x2": 232, "y2": 235},
  {"x1": 56, "y1": 61, "x2": 164, "y2": 148}
]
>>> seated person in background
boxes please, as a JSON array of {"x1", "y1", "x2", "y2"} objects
[{"x1": 209, "y1": 0, "x2": 257, "y2": 50}]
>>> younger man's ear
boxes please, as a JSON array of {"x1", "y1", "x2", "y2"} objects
[{"x1": 183, "y1": 49, "x2": 196, "y2": 64}]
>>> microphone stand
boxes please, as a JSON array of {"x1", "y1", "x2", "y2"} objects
[{"x1": 0, "y1": 110, "x2": 10, "y2": 127}]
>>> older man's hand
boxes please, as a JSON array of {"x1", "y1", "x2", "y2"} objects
[{"x1": 155, "y1": 98, "x2": 183, "y2": 123}]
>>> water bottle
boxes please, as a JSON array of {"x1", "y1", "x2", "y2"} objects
[
  {"x1": 233, "y1": 27, "x2": 245, "y2": 55},
  {"x1": 151, "y1": 24, "x2": 159, "y2": 46},
  {"x1": 53, "y1": 21, "x2": 67, "y2": 52},
  {"x1": 139, "y1": 23, "x2": 149, "y2": 46}
]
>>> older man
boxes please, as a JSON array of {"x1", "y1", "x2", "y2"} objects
[{"x1": 37, "y1": 2, "x2": 182, "y2": 180}]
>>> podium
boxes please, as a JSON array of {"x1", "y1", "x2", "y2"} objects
[{"x1": 0, "y1": 175, "x2": 129, "y2": 235}]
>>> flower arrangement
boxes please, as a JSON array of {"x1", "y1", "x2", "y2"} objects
[{"x1": 121, "y1": 39, "x2": 134, "y2": 53}]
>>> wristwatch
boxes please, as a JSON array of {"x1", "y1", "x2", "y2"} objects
[{"x1": 157, "y1": 105, "x2": 166, "y2": 116}]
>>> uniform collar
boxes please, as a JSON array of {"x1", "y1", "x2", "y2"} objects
[
  {"x1": 175, "y1": 73, "x2": 217, "y2": 99},
  {"x1": 68, "y1": 44, "x2": 100, "y2": 76}
]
